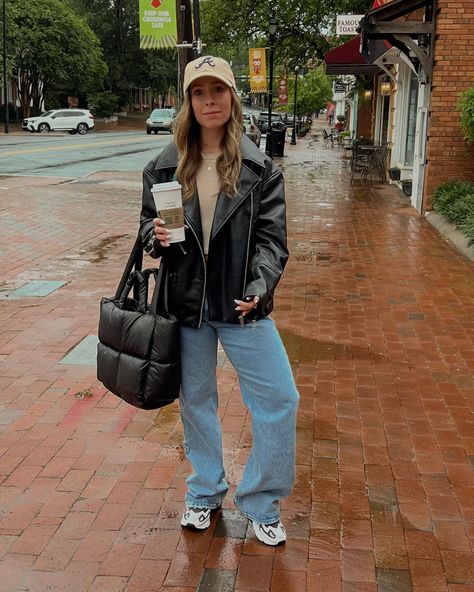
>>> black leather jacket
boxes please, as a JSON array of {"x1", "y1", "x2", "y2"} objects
[{"x1": 140, "y1": 135, "x2": 288, "y2": 328}]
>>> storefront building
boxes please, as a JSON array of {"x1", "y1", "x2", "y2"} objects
[{"x1": 325, "y1": 0, "x2": 474, "y2": 213}]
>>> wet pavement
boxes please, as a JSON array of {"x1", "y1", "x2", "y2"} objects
[{"x1": 0, "y1": 119, "x2": 473, "y2": 591}]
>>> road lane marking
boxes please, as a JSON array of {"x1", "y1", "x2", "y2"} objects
[{"x1": 0, "y1": 135, "x2": 161, "y2": 157}]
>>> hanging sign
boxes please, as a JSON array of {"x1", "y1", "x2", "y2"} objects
[
  {"x1": 278, "y1": 78, "x2": 288, "y2": 104},
  {"x1": 336, "y1": 15, "x2": 365, "y2": 35},
  {"x1": 139, "y1": 0, "x2": 177, "y2": 49},
  {"x1": 249, "y1": 48, "x2": 267, "y2": 93}
]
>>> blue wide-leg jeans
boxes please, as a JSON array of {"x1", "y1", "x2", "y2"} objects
[{"x1": 179, "y1": 316, "x2": 299, "y2": 525}]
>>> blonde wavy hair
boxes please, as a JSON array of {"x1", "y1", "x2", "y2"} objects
[{"x1": 174, "y1": 88, "x2": 243, "y2": 199}]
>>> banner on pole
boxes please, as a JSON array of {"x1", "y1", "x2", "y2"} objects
[
  {"x1": 278, "y1": 78, "x2": 288, "y2": 105},
  {"x1": 249, "y1": 48, "x2": 267, "y2": 93},
  {"x1": 139, "y1": 0, "x2": 177, "y2": 49}
]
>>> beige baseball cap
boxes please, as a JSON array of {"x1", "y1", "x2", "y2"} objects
[{"x1": 183, "y1": 56, "x2": 236, "y2": 93}]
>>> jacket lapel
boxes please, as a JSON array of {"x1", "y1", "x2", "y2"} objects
[
  {"x1": 183, "y1": 192, "x2": 203, "y2": 247},
  {"x1": 210, "y1": 163, "x2": 260, "y2": 241}
]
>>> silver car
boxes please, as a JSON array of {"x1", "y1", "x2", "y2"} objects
[
  {"x1": 243, "y1": 112, "x2": 261, "y2": 147},
  {"x1": 146, "y1": 108, "x2": 175, "y2": 134}
]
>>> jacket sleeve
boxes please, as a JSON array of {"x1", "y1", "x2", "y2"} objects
[
  {"x1": 140, "y1": 158, "x2": 163, "y2": 259},
  {"x1": 244, "y1": 160, "x2": 289, "y2": 309}
]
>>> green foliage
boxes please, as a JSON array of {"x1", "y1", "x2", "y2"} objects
[
  {"x1": 432, "y1": 180, "x2": 474, "y2": 244},
  {"x1": 461, "y1": 214, "x2": 474, "y2": 247},
  {"x1": 295, "y1": 67, "x2": 333, "y2": 117},
  {"x1": 88, "y1": 91, "x2": 119, "y2": 117},
  {"x1": 458, "y1": 84, "x2": 474, "y2": 144},
  {"x1": 4, "y1": 0, "x2": 107, "y2": 115},
  {"x1": 66, "y1": 0, "x2": 177, "y2": 106},
  {"x1": 201, "y1": 0, "x2": 373, "y2": 67}
]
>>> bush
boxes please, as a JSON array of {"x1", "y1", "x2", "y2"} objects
[
  {"x1": 459, "y1": 85, "x2": 474, "y2": 143},
  {"x1": 0, "y1": 102, "x2": 24, "y2": 121},
  {"x1": 461, "y1": 213, "x2": 474, "y2": 246},
  {"x1": 432, "y1": 180, "x2": 474, "y2": 245},
  {"x1": 87, "y1": 91, "x2": 119, "y2": 117}
]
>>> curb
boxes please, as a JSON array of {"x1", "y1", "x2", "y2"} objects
[{"x1": 425, "y1": 210, "x2": 474, "y2": 262}]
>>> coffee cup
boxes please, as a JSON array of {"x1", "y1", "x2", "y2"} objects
[{"x1": 151, "y1": 181, "x2": 185, "y2": 243}]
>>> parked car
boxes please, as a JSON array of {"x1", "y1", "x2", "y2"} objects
[
  {"x1": 146, "y1": 108, "x2": 175, "y2": 134},
  {"x1": 22, "y1": 109, "x2": 94, "y2": 134},
  {"x1": 243, "y1": 111, "x2": 261, "y2": 147},
  {"x1": 256, "y1": 111, "x2": 286, "y2": 134}
]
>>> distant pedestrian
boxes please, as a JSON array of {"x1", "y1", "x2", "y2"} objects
[{"x1": 140, "y1": 55, "x2": 299, "y2": 546}]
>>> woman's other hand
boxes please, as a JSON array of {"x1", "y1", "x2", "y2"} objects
[
  {"x1": 153, "y1": 218, "x2": 171, "y2": 247},
  {"x1": 234, "y1": 296, "x2": 260, "y2": 317}
]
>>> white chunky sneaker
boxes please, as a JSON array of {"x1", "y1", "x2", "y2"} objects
[
  {"x1": 181, "y1": 507, "x2": 212, "y2": 530},
  {"x1": 252, "y1": 520, "x2": 287, "y2": 546}
]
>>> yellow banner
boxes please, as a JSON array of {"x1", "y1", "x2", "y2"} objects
[{"x1": 249, "y1": 48, "x2": 267, "y2": 93}]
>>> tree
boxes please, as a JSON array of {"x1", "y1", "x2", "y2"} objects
[
  {"x1": 201, "y1": 0, "x2": 373, "y2": 68},
  {"x1": 3, "y1": 0, "x2": 107, "y2": 116},
  {"x1": 281, "y1": 66, "x2": 332, "y2": 117},
  {"x1": 66, "y1": 0, "x2": 178, "y2": 107}
]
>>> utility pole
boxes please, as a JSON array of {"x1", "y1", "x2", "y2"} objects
[
  {"x1": 192, "y1": 0, "x2": 202, "y2": 58},
  {"x1": 2, "y1": 0, "x2": 9, "y2": 134},
  {"x1": 176, "y1": 0, "x2": 193, "y2": 108}
]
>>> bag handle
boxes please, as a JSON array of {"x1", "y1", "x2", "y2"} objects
[
  {"x1": 114, "y1": 233, "x2": 143, "y2": 301},
  {"x1": 149, "y1": 261, "x2": 170, "y2": 315},
  {"x1": 117, "y1": 269, "x2": 150, "y2": 313}
]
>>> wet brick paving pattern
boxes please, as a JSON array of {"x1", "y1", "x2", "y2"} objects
[{"x1": 0, "y1": 126, "x2": 473, "y2": 591}]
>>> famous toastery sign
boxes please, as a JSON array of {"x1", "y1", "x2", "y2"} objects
[
  {"x1": 139, "y1": 0, "x2": 177, "y2": 49},
  {"x1": 336, "y1": 15, "x2": 364, "y2": 36}
]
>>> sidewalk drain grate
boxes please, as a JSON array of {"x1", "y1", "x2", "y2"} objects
[
  {"x1": 60, "y1": 335, "x2": 98, "y2": 365},
  {"x1": 5, "y1": 280, "x2": 66, "y2": 298},
  {"x1": 197, "y1": 569, "x2": 236, "y2": 592}
]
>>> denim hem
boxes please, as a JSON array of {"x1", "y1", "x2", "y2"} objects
[
  {"x1": 234, "y1": 499, "x2": 279, "y2": 525},
  {"x1": 184, "y1": 502, "x2": 223, "y2": 511},
  {"x1": 185, "y1": 496, "x2": 224, "y2": 510}
]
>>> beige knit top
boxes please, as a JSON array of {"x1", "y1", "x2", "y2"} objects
[{"x1": 196, "y1": 153, "x2": 220, "y2": 255}]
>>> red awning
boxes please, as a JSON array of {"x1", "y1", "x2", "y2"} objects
[{"x1": 324, "y1": 36, "x2": 381, "y2": 75}]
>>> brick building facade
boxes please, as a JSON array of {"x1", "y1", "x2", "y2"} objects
[{"x1": 424, "y1": 1, "x2": 474, "y2": 207}]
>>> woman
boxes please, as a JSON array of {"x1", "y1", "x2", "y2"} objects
[{"x1": 140, "y1": 56, "x2": 299, "y2": 546}]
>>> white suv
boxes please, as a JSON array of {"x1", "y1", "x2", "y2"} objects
[{"x1": 22, "y1": 109, "x2": 95, "y2": 135}]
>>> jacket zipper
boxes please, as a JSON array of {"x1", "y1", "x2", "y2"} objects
[
  {"x1": 184, "y1": 211, "x2": 207, "y2": 328},
  {"x1": 242, "y1": 190, "x2": 253, "y2": 298}
]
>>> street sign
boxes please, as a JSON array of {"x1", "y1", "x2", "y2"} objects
[
  {"x1": 334, "y1": 81, "x2": 347, "y2": 94},
  {"x1": 336, "y1": 15, "x2": 364, "y2": 36}
]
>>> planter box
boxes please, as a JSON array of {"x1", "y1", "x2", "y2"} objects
[
  {"x1": 388, "y1": 167, "x2": 401, "y2": 181},
  {"x1": 401, "y1": 180, "x2": 412, "y2": 196}
]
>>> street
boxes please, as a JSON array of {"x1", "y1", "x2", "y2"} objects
[
  {"x1": 0, "y1": 121, "x2": 473, "y2": 590},
  {"x1": 0, "y1": 131, "x2": 173, "y2": 178}
]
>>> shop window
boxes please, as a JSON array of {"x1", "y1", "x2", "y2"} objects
[
  {"x1": 380, "y1": 95, "x2": 390, "y2": 145},
  {"x1": 404, "y1": 73, "x2": 419, "y2": 166}
]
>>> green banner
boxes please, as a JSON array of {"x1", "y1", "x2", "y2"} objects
[{"x1": 139, "y1": 0, "x2": 177, "y2": 49}]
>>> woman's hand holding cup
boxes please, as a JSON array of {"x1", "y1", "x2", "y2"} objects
[{"x1": 153, "y1": 218, "x2": 171, "y2": 247}]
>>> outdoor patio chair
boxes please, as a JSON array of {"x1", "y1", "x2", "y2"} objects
[
  {"x1": 350, "y1": 145, "x2": 389, "y2": 183},
  {"x1": 350, "y1": 138, "x2": 374, "y2": 170}
]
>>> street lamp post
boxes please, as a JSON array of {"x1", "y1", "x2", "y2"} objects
[
  {"x1": 265, "y1": 10, "x2": 277, "y2": 159},
  {"x1": 2, "y1": 0, "x2": 9, "y2": 134},
  {"x1": 290, "y1": 66, "x2": 299, "y2": 145}
]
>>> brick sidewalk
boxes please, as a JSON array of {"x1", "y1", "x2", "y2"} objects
[{"x1": 0, "y1": 130, "x2": 473, "y2": 591}]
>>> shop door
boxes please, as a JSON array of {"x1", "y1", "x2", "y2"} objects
[{"x1": 412, "y1": 83, "x2": 429, "y2": 212}]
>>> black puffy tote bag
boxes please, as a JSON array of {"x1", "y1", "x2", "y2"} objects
[{"x1": 97, "y1": 234, "x2": 180, "y2": 409}]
